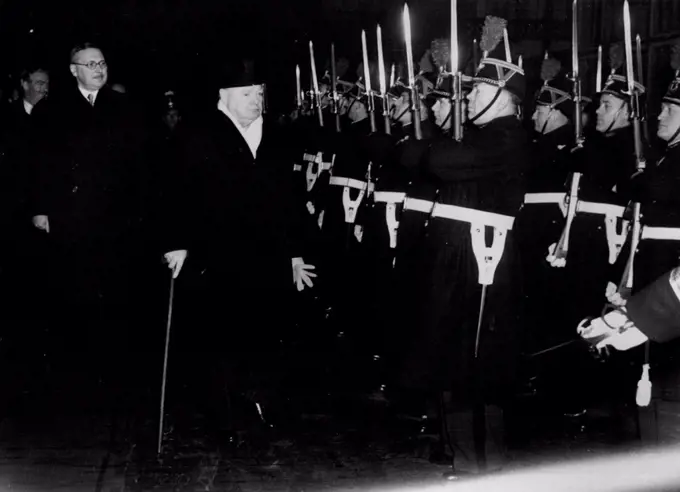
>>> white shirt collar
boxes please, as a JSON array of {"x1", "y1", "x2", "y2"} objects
[
  {"x1": 78, "y1": 86, "x2": 99, "y2": 105},
  {"x1": 217, "y1": 100, "x2": 263, "y2": 158},
  {"x1": 23, "y1": 99, "x2": 34, "y2": 115}
]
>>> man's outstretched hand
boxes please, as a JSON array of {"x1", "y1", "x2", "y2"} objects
[{"x1": 292, "y1": 257, "x2": 316, "y2": 291}]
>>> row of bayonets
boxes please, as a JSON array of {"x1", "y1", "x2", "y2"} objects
[
  {"x1": 294, "y1": 0, "x2": 646, "y2": 149},
  {"x1": 296, "y1": 3, "x2": 463, "y2": 140}
]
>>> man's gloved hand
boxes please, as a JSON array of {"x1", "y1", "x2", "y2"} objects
[
  {"x1": 32, "y1": 215, "x2": 49, "y2": 233},
  {"x1": 292, "y1": 257, "x2": 316, "y2": 292},
  {"x1": 164, "y1": 250, "x2": 188, "y2": 279}
]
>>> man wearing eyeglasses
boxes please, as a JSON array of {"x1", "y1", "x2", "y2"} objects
[{"x1": 29, "y1": 42, "x2": 151, "y2": 412}]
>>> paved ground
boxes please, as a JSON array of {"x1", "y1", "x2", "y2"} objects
[{"x1": 0, "y1": 387, "x2": 644, "y2": 492}]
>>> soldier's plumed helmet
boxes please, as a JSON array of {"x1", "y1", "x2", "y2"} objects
[
  {"x1": 535, "y1": 57, "x2": 572, "y2": 119},
  {"x1": 424, "y1": 72, "x2": 473, "y2": 103},
  {"x1": 664, "y1": 44, "x2": 680, "y2": 106},
  {"x1": 600, "y1": 73, "x2": 645, "y2": 101},
  {"x1": 473, "y1": 16, "x2": 525, "y2": 101},
  {"x1": 665, "y1": 77, "x2": 680, "y2": 106}
]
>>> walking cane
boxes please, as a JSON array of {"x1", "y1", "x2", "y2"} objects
[{"x1": 157, "y1": 274, "x2": 175, "y2": 455}]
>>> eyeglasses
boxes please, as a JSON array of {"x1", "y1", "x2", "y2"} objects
[{"x1": 72, "y1": 60, "x2": 107, "y2": 71}]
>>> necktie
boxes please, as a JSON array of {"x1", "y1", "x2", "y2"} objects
[{"x1": 87, "y1": 93, "x2": 94, "y2": 106}]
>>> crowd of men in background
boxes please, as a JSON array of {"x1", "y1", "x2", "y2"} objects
[{"x1": 1, "y1": 12, "x2": 680, "y2": 477}]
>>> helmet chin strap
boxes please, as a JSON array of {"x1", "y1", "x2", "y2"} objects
[
  {"x1": 394, "y1": 104, "x2": 411, "y2": 125},
  {"x1": 603, "y1": 105, "x2": 625, "y2": 135},
  {"x1": 540, "y1": 109, "x2": 553, "y2": 135},
  {"x1": 468, "y1": 86, "x2": 502, "y2": 124},
  {"x1": 438, "y1": 103, "x2": 453, "y2": 132},
  {"x1": 668, "y1": 124, "x2": 680, "y2": 147}
]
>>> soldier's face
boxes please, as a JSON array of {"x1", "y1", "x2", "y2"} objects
[
  {"x1": 432, "y1": 98, "x2": 452, "y2": 130},
  {"x1": 467, "y1": 82, "x2": 499, "y2": 125},
  {"x1": 348, "y1": 98, "x2": 368, "y2": 122},
  {"x1": 657, "y1": 102, "x2": 680, "y2": 143},
  {"x1": 164, "y1": 109, "x2": 181, "y2": 130},
  {"x1": 222, "y1": 84, "x2": 264, "y2": 126},
  {"x1": 391, "y1": 94, "x2": 411, "y2": 125},
  {"x1": 532, "y1": 105, "x2": 552, "y2": 133},
  {"x1": 596, "y1": 94, "x2": 628, "y2": 133},
  {"x1": 70, "y1": 48, "x2": 108, "y2": 91},
  {"x1": 22, "y1": 70, "x2": 49, "y2": 106},
  {"x1": 337, "y1": 94, "x2": 351, "y2": 115}
]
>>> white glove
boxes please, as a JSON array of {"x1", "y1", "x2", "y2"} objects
[
  {"x1": 354, "y1": 225, "x2": 364, "y2": 243},
  {"x1": 164, "y1": 250, "x2": 188, "y2": 279},
  {"x1": 292, "y1": 257, "x2": 316, "y2": 291},
  {"x1": 577, "y1": 309, "x2": 648, "y2": 352},
  {"x1": 546, "y1": 242, "x2": 566, "y2": 268},
  {"x1": 32, "y1": 215, "x2": 49, "y2": 233},
  {"x1": 605, "y1": 281, "x2": 627, "y2": 307}
]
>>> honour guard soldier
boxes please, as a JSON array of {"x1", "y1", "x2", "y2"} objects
[
  {"x1": 397, "y1": 16, "x2": 529, "y2": 474},
  {"x1": 555, "y1": 38, "x2": 647, "y2": 442},
  {"x1": 603, "y1": 45, "x2": 680, "y2": 446},
  {"x1": 517, "y1": 55, "x2": 589, "y2": 418},
  {"x1": 318, "y1": 63, "x2": 381, "y2": 378},
  {"x1": 548, "y1": 44, "x2": 645, "y2": 342}
]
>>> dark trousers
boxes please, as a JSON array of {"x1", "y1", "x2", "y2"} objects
[
  {"x1": 165, "y1": 264, "x2": 295, "y2": 432},
  {"x1": 639, "y1": 398, "x2": 680, "y2": 446}
]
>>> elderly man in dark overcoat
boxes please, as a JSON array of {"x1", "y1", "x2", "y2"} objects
[{"x1": 163, "y1": 58, "x2": 315, "y2": 434}]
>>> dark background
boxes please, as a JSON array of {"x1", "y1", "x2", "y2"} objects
[
  {"x1": 0, "y1": 0, "x2": 679, "y2": 126},
  {"x1": 0, "y1": 0, "x2": 532, "y2": 116}
]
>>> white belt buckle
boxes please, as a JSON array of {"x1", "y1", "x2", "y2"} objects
[
  {"x1": 342, "y1": 186, "x2": 366, "y2": 224},
  {"x1": 305, "y1": 152, "x2": 323, "y2": 192},
  {"x1": 385, "y1": 203, "x2": 399, "y2": 249},
  {"x1": 605, "y1": 215, "x2": 629, "y2": 265},
  {"x1": 470, "y1": 223, "x2": 508, "y2": 286}
]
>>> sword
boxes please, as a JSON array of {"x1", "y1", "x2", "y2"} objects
[
  {"x1": 551, "y1": 0, "x2": 583, "y2": 266},
  {"x1": 618, "y1": 0, "x2": 647, "y2": 298},
  {"x1": 474, "y1": 285, "x2": 487, "y2": 359},
  {"x1": 157, "y1": 275, "x2": 175, "y2": 455}
]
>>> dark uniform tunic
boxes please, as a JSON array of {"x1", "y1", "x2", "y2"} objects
[
  {"x1": 389, "y1": 120, "x2": 442, "y2": 375},
  {"x1": 395, "y1": 115, "x2": 529, "y2": 473},
  {"x1": 316, "y1": 119, "x2": 373, "y2": 321},
  {"x1": 515, "y1": 124, "x2": 584, "y2": 410},
  {"x1": 564, "y1": 127, "x2": 641, "y2": 435},
  {"x1": 564, "y1": 128, "x2": 637, "y2": 329},
  {"x1": 398, "y1": 115, "x2": 529, "y2": 400},
  {"x1": 517, "y1": 124, "x2": 574, "y2": 351},
  {"x1": 622, "y1": 143, "x2": 680, "y2": 444}
]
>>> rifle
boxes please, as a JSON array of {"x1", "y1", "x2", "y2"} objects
[{"x1": 403, "y1": 3, "x2": 422, "y2": 140}]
